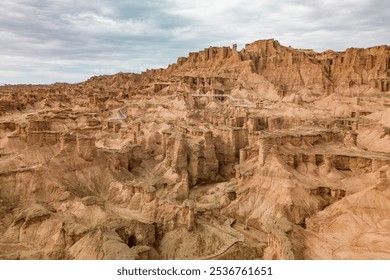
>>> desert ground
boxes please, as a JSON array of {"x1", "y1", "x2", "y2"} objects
[{"x1": 1, "y1": 39, "x2": 390, "y2": 259}]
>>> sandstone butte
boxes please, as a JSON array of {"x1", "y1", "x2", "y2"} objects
[{"x1": 0, "y1": 39, "x2": 390, "y2": 260}]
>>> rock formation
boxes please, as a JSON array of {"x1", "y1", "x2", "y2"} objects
[{"x1": 0, "y1": 39, "x2": 389, "y2": 259}]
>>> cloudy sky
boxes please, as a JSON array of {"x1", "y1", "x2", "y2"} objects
[{"x1": 0, "y1": 0, "x2": 388, "y2": 84}]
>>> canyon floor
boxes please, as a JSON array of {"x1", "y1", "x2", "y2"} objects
[{"x1": 1, "y1": 39, "x2": 390, "y2": 260}]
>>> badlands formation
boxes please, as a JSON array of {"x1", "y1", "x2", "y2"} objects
[{"x1": 0, "y1": 39, "x2": 390, "y2": 260}]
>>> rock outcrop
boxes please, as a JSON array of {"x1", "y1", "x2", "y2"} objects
[{"x1": 0, "y1": 39, "x2": 389, "y2": 260}]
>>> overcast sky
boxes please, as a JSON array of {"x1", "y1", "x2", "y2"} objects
[{"x1": 0, "y1": 0, "x2": 388, "y2": 85}]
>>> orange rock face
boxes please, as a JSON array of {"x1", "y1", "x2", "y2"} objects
[{"x1": 0, "y1": 39, "x2": 390, "y2": 259}]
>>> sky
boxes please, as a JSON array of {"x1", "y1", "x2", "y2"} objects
[{"x1": 0, "y1": 0, "x2": 389, "y2": 85}]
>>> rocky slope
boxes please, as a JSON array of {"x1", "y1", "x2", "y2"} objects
[{"x1": 0, "y1": 39, "x2": 389, "y2": 259}]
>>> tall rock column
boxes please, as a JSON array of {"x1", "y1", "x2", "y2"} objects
[
  {"x1": 258, "y1": 138, "x2": 271, "y2": 166},
  {"x1": 171, "y1": 136, "x2": 188, "y2": 174}
]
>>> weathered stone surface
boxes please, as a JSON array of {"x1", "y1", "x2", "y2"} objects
[{"x1": 0, "y1": 39, "x2": 389, "y2": 260}]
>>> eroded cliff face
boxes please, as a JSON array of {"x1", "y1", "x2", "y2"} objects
[
  {"x1": 1, "y1": 39, "x2": 390, "y2": 260},
  {"x1": 77, "y1": 38, "x2": 389, "y2": 99},
  {"x1": 240, "y1": 40, "x2": 390, "y2": 96}
]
